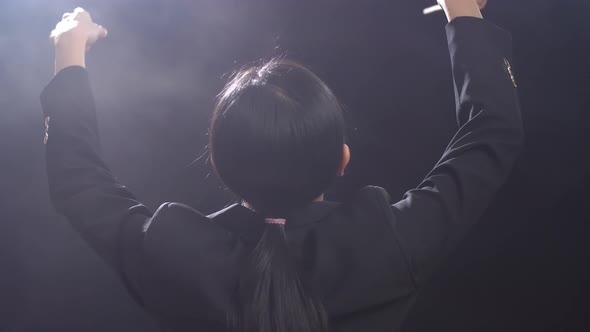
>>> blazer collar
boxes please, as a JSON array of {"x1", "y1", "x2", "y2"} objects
[{"x1": 209, "y1": 201, "x2": 340, "y2": 234}]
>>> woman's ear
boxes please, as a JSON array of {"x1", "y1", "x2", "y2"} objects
[{"x1": 337, "y1": 144, "x2": 350, "y2": 176}]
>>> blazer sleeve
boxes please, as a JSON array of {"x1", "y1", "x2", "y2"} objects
[
  {"x1": 390, "y1": 17, "x2": 524, "y2": 285},
  {"x1": 41, "y1": 66, "x2": 149, "y2": 301}
]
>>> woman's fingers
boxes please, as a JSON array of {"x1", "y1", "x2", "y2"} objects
[
  {"x1": 51, "y1": 7, "x2": 108, "y2": 49},
  {"x1": 69, "y1": 7, "x2": 93, "y2": 26},
  {"x1": 87, "y1": 23, "x2": 108, "y2": 47},
  {"x1": 72, "y1": 7, "x2": 89, "y2": 18},
  {"x1": 97, "y1": 25, "x2": 108, "y2": 39}
]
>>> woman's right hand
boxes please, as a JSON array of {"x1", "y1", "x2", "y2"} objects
[
  {"x1": 50, "y1": 7, "x2": 108, "y2": 74},
  {"x1": 437, "y1": 0, "x2": 485, "y2": 22}
]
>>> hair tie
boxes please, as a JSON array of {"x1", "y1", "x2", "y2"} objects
[{"x1": 265, "y1": 218, "x2": 286, "y2": 225}]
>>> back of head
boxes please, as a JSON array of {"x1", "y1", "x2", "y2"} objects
[
  {"x1": 210, "y1": 58, "x2": 345, "y2": 216},
  {"x1": 210, "y1": 59, "x2": 341, "y2": 332}
]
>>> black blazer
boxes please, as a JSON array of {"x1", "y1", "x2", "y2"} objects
[{"x1": 41, "y1": 17, "x2": 523, "y2": 332}]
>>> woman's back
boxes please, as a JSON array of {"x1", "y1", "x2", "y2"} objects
[
  {"x1": 42, "y1": 4, "x2": 522, "y2": 331},
  {"x1": 139, "y1": 187, "x2": 413, "y2": 331}
]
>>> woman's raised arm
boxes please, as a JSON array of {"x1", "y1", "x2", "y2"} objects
[
  {"x1": 389, "y1": 0, "x2": 524, "y2": 284},
  {"x1": 43, "y1": 8, "x2": 149, "y2": 302}
]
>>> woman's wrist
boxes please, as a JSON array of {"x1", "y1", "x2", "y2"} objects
[
  {"x1": 54, "y1": 41, "x2": 86, "y2": 74},
  {"x1": 439, "y1": 0, "x2": 483, "y2": 22}
]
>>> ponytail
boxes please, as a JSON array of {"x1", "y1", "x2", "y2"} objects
[{"x1": 230, "y1": 218, "x2": 328, "y2": 332}]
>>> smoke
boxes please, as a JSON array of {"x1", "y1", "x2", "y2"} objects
[
  {"x1": 0, "y1": 0, "x2": 281, "y2": 113},
  {"x1": 0, "y1": 0, "x2": 282, "y2": 211}
]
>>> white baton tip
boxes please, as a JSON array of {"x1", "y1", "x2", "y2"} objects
[{"x1": 423, "y1": 4, "x2": 443, "y2": 15}]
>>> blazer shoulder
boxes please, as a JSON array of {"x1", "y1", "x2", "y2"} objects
[
  {"x1": 350, "y1": 185, "x2": 395, "y2": 219},
  {"x1": 138, "y1": 202, "x2": 240, "y2": 317},
  {"x1": 143, "y1": 202, "x2": 233, "y2": 257},
  {"x1": 148, "y1": 202, "x2": 208, "y2": 225}
]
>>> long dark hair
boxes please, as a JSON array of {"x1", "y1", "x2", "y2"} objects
[{"x1": 209, "y1": 58, "x2": 345, "y2": 332}]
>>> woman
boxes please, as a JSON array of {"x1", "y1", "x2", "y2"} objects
[{"x1": 42, "y1": 1, "x2": 523, "y2": 331}]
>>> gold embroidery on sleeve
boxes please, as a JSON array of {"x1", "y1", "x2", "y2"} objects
[{"x1": 44, "y1": 116, "x2": 51, "y2": 145}]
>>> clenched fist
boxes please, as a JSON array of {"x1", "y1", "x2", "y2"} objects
[
  {"x1": 51, "y1": 7, "x2": 107, "y2": 50},
  {"x1": 50, "y1": 8, "x2": 108, "y2": 74}
]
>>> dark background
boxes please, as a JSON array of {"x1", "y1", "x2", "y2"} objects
[{"x1": 1, "y1": 0, "x2": 589, "y2": 331}]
